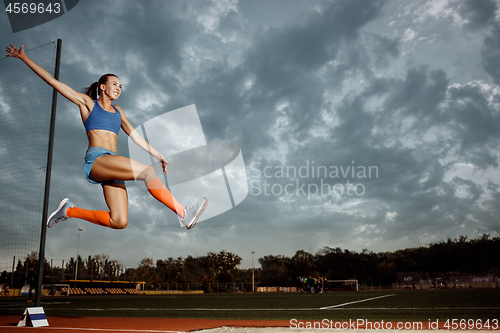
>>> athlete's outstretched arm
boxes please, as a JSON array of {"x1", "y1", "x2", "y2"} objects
[
  {"x1": 116, "y1": 105, "x2": 170, "y2": 174},
  {"x1": 6, "y1": 44, "x2": 89, "y2": 107}
]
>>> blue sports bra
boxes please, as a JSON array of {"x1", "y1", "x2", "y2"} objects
[{"x1": 84, "y1": 100, "x2": 121, "y2": 135}]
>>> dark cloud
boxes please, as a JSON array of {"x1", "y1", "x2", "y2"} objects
[
  {"x1": 381, "y1": 67, "x2": 449, "y2": 127},
  {"x1": 191, "y1": 0, "x2": 388, "y2": 159},
  {"x1": 446, "y1": 82, "x2": 500, "y2": 167},
  {"x1": 458, "y1": 0, "x2": 498, "y2": 30},
  {"x1": 482, "y1": 25, "x2": 500, "y2": 86}
]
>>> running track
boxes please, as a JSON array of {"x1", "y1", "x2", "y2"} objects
[
  {"x1": 0, "y1": 316, "x2": 486, "y2": 331},
  {"x1": 0, "y1": 316, "x2": 289, "y2": 332}
]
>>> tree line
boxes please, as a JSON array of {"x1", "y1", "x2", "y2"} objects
[
  {"x1": 1, "y1": 250, "x2": 247, "y2": 290},
  {"x1": 2, "y1": 234, "x2": 499, "y2": 289},
  {"x1": 259, "y1": 234, "x2": 500, "y2": 286}
]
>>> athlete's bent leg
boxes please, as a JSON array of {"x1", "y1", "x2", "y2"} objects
[
  {"x1": 146, "y1": 177, "x2": 185, "y2": 217},
  {"x1": 47, "y1": 198, "x2": 113, "y2": 229},
  {"x1": 65, "y1": 182, "x2": 128, "y2": 229},
  {"x1": 102, "y1": 182, "x2": 129, "y2": 229},
  {"x1": 90, "y1": 154, "x2": 152, "y2": 183},
  {"x1": 66, "y1": 207, "x2": 112, "y2": 228},
  {"x1": 91, "y1": 155, "x2": 185, "y2": 216}
]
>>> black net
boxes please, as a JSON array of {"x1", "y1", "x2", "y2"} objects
[{"x1": 0, "y1": 41, "x2": 57, "y2": 274}]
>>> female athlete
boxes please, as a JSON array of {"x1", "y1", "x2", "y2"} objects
[{"x1": 6, "y1": 44, "x2": 207, "y2": 230}]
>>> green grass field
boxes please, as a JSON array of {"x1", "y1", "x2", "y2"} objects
[{"x1": 1, "y1": 289, "x2": 499, "y2": 322}]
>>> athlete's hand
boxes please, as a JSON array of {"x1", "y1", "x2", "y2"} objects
[
  {"x1": 6, "y1": 44, "x2": 25, "y2": 59},
  {"x1": 158, "y1": 155, "x2": 170, "y2": 174}
]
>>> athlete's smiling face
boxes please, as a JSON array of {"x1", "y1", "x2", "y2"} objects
[{"x1": 101, "y1": 76, "x2": 122, "y2": 100}]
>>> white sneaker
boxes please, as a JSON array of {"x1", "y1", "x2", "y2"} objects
[
  {"x1": 47, "y1": 198, "x2": 75, "y2": 228},
  {"x1": 179, "y1": 197, "x2": 207, "y2": 229}
]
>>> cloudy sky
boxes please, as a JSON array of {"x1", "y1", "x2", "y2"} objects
[{"x1": 1, "y1": 0, "x2": 500, "y2": 270}]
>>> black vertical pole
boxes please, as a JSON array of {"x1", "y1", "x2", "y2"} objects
[
  {"x1": 10, "y1": 256, "x2": 15, "y2": 293},
  {"x1": 36, "y1": 39, "x2": 62, "y2": 307}
]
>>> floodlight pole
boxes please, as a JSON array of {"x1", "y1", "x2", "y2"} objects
[
  {"x1": 251, "y1": 251, "x2": 255, "y2": 293},
  {"x1": 36, "y1": 38, "x2": 62, "y2": 307},
  {"x1": 75, "y1": 228, "x2": 82, "y2": 280}
]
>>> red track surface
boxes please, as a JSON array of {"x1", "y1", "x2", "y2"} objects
[
  {"x1": 1, "y1": 316, "x2": 498, "y2": 331},
  {"x1": 0, "y1": 316, "x2": 289, "y2": 332}
]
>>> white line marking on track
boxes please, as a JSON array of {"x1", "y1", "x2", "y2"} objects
[
  {"x1": 4, "y1": 305, "x2": 499, "y2": 312},
  {"x1": 0, "y1": 326, "x2": 185, "y2": 333},
  {"x1": 318, "y1": 306, "x2": 500, "y2": 310},
  {"x1": 319, "y1": 294, "x2": 396, "y2": 309},
  {"x1": 12, "y1": 304, "x2": 496, "y2": 312}
]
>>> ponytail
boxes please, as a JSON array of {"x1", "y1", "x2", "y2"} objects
[
  {"x1": 82, "y1": 82, "x2": 99, "y2": 100},
  {"x1": 82, "y1": 73, "x2": 119, "y2": 100}
]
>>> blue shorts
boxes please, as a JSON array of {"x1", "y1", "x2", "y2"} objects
[{"x1": 84, "y1": 147, "x2": 125, "y2": 186}]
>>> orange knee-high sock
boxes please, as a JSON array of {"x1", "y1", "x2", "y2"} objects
[
  {"x1": 66, "y1": 207, "x2": 112, "y2": 228},
  {"x1": 146, "y1": 177, "x2": 185, "y2": 216}
]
